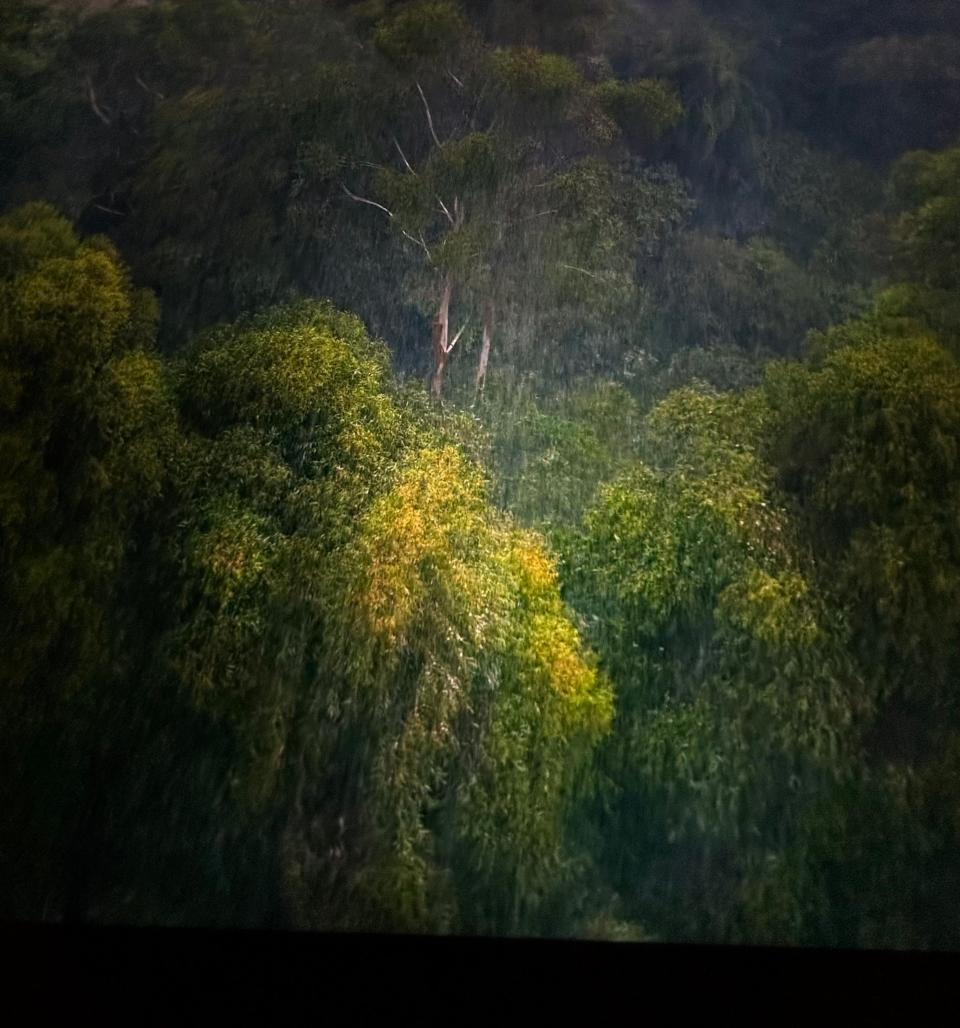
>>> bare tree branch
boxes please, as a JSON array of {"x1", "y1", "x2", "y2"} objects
[
  {"x1": 342, "y1": 186, "x2": 431, "y2": 258},
  {"x1": 447, "y1": 69, "x2": 465, "y2": 89},
  {"x1": 85, "y1": 77, "x2": 112, "y2": 126},
  {"x1": 393, "y1": 137, "x2": 417, "y2": 175},
  {"x1": 506, "y1": 208, "x2": 559, "y2": 227},
  {"x1": 469, "y1": 76, "x2": 491, "y2": 132},
  {"x1": 134, "y1": 74, "x2": 164, "y2": 100},
  {"x1": 401, "y1": 228, "x2": 432, "y2": 258},
  {"x1": 437, "y1": 195, "x2": 455, "y2": 225},
  {"x1": 560, "y1": 263, "x2": 602, "y2": 280},
  {"x1": 447, "y1": 320, "x2": 470, "y2": 353},
  {"x1": 341, "y1": 183, "x2": 393, "y2": 218},
  {"x1": 93, "y1": 203, "x2": 125, "y2": 217},
  {"x1": 416, "y1": 80, "x2": 443, "y2": 148}
]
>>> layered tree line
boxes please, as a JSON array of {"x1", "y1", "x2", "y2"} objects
[{"x1": 2, "y1": 0, "x2": 960, "y2": 947}]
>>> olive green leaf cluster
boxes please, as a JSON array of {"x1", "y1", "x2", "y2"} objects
[
  {"x1": 561, "y1": 289, "x2": 960, "y2": 946},
  {"x1": 879, "y1": 143, "x2": 960, "y2": 348},
  {"x1": 0, "y1": 200, "x2": 176, "y2": 706},
  {"x1": 564, "y1": 382, "x2": 859, "y2": 943},
  {"x1": 0, "y1": 201, "x2": 180, "y2": 919}
]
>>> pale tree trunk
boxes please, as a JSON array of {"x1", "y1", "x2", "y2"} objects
[
  {"x1": 474, "y1": 298, "x2": 495, "y2": 395},
  {"x1": 430, "y1": 275, "x2": 453, "y2": 398}
]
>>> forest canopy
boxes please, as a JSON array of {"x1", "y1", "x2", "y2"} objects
[{"x1": 3, "y1": 0, "x2": 960, "y2": 948}]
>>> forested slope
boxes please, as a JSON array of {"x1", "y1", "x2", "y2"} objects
[{"x1": 3, "y1": 0, "x2": 960, "y2": 947}]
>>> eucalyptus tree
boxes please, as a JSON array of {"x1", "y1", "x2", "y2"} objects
[{"x1": 342, "y1": 0, "x2": 685, "y2": 397}]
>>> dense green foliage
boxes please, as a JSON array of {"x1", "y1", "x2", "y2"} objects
[
  {"x1": 3, "y1": 0, "x2": 960, "y2": 948},
  {"x1": 0, "y1": 204, "x2": 611, "y2": 929}
]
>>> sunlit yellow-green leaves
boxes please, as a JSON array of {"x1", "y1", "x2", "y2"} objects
[{"x1": 166, "y1": 298, "x2": 608, "y2": 933}]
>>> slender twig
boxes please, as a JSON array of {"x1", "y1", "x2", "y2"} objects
[
  {"x1": 342, "y1": 185, "x2": 431, "y2": 258},
  {"x1": 134, "y1": 74, "x2": 164, "y2": 100},
  {"x1": 416, "y1": 80, "x2": 443, "y2": 148},
  {"x1": 93, "y1": 203, "x2": 125, "y2": 217},
  {"x1": 470, "y1": 77, "x2": 490, "y2": 131},
  {"x1": 86, "y1": 77, "x2": 112, "y2": 126},
  {"x1": 341, "y1": 183, "x2": 393, "y2": 218},
  {"x1": 447, "y1": 320, "x2": 470, "y2": 353},
  {"x1": 393, "y1": 137, "x2": 417, "y2": 175},
  {"x1": 437, "y1": 195, "x2": 455, "y2": 225},
  {"x1": 507, "y1": 208, "x2": 558, "y2": 226},
  {"x1": 401, "y1": 228, "x2": 432, "y2": 258},
  {"x1": 560, "y1": 263, "x2": 602, "y2": 280}
]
